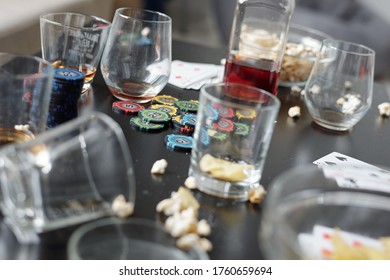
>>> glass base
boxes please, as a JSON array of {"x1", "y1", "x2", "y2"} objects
[{"x1": 189, "y1": 168, "x2": 260, "y2": 201}]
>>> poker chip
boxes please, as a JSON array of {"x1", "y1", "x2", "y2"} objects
[
  {"x1": 207, "y1": 129, "x2": 228, "y2": 142},
  {"x1": 199, "y1": 127, "x2": 210, "y2": 146},
  {"x1": 152, "y1": 95, "x2": 178, "y2": 105},
  {"x1": 213, "y1": 103, "x2": 234, "y2": 118},
  {"x1": 130, "y1": 117, "x2": 165, "y2": 132},
  {"x1": 181, "y1": 114, "x2": 197, "y2": 128},
  {"x1": 213, "y1": 118, "x2": 235, "y2": 132},
  {"x1": 233, "y1": 122, "x2": 250, "y2": 137},
  {"x1": 150, "y1": 104, "x2": 179, "y2": 116},
  {"x1": 236, "y1": 108, "x2": 256, "y2": 121},
  {"x1": 47, "y1": 68, "x2": 85, "y2": 128},
  {"x1": 172, "y1": 115, "x2": 195, "y2": 135},
  {"x1": 174, "y1": 100, "x2": 199, "y2": 113},
  {"x1": 165, "y1": 134, "x2": 194, "y2": 152},
  {"x1": 112, "y1": 101, "x2": 144, "y2": 115},
  {"x1": 205, "y1": 104, "x2": 219, "y2": 122},
  {"x1": 139, "y1": 109, "x2": 171, "y2": 124}
]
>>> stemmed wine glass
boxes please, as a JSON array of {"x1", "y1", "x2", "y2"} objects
[{"x1": 100, "y1": 8, "x2": 172, "y2": 103}]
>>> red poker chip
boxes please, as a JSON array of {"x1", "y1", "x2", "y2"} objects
[
  {"x1": 213, "y1": 118, "x2": 234, "y2": 132},
  {"x1": 112, "y1": 101, "x2": 145, "y2": 115}
]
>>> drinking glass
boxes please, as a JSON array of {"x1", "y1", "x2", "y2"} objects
[
  {"x1": 100, "y1": 7, "x2": 172, "y2": 103},
  {"x1": 0, "y1": 52, "x2": 53, "y2": 145},
  {"x1": 189, "y1": 83, "x2": 280, "y2": 201},
  {"x1": 40, "y1": 12, "x2": 111, "y2": 93},
  {"x1": 304, "y1": 39, "x2": 375, "y2": 131},
  {"x1": 223, "y1": 0, "x2": 295, "y2": 96},
  {"x1": 0, "y1": 112, "x2": 136, "y2": 244}
]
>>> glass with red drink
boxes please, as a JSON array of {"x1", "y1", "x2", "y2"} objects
[{"x1": 223, "y1": 0, "x2": 295, "y2": 95}]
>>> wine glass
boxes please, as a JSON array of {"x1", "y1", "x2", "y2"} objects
[
  {"x1": 304, "y1": 39, "x2": 375, "y2": 131},
  {"x1": 100, "y1": 8, "x2": 172, "y2": 103}
]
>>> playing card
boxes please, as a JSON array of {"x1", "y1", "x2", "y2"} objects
[
  {"x1": 314, "y1": 152, "x2": 390, "y2": 192},
  {"x1": 168, "y1": 60, "x2": 223, "y2": 89}
]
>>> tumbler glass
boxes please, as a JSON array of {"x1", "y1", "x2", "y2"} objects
[
  {"x1": 0, "y1": 52, "x2": 53, "y2": 145},
  {"x1": 100, "y1": 7, "x2": 172, "y2": 103},
  {"x1": 40, "y1": 12, "x2": 111, "y2": 93},
  {"x1": 189, "y1": 83, "x2": 280, "y2": 201},
  {"x1": 304, "y1": 39, "x2": 375, "y2": 131},
  {"x1": 223, "y1": 0, "x2": 295, "y2": 95},
  {"x1": 0, "y1": 112, "x2": 136, "y2": 244}
]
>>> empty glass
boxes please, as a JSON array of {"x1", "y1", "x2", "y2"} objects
[
  {"x1": 0, "y1": 112, "x2": 136, "y2": 244},
  {"x1": 40, "y1": 12, "x2": 111, "y2": 93},
  {"x1": 100, "y1": 7, "x2": 172, "y2": 103},
  {"x1": 0, "y1": 52, "x2": 53, "y2": 145},
  {"x1": 304, "y1": 39, "x2": 375, "y2": 131}
]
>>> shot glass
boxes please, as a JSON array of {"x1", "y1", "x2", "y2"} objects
[
  {"x1": 304, "y1": 39, "x2": 375, "y2": 131},
  {"x1": 0, "y1": 52, "x2": 54, "y2": 145},
  {"x1": 100, "y1": 7, "x2": 172, "y2": 103},
  {"x1": 223, "y1": 0, "x2": 294, "y2": 95},
  {"x1": 0, "y1": 112, "x2": 136, "y2": 244},
  {"x1": 40, "y1": 12, "x2": 111, "y2": 93},
  {"x1": 189, "y1": 83, "x2": 280, "y2": 201}
]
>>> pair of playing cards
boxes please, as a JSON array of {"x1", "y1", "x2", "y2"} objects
[
  {"x1": 168, "y1": 60, "x2": 223, "y2": 90},
  {"x1": 313, "y1": 152, "x2": 390, "y2": 193},
  {"x1": 298, "y1": 225, "x2": 383, "y2": 259}
]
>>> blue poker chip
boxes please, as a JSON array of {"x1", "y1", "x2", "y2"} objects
[
  {"x1": 199, "y1": 127, "x2": 210, "y2": 146},
  {"x1": 182, "y1": 114, "x2": 197, "y2": 128},
  {"x1": 165, "y1": 134, "x2": 193, "y2": 152},
  {"x1": 54, "y1": 68, "x2": 85, "y2": 82},
  {"x1": 205, "y1": 104, "x2": 219, "y2": 122}
]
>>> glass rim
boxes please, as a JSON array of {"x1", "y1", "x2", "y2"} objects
[
  {"x1": 0, "y1": 52, "x2": 53, "y2": 79},
  {"x1": 39, "y1": 12, "x2": 111, "y2": 31},
  {"x1": 116, "y1": 7, "x2": 172, "y2": 23},
  {"x1": 201, "y1": 82, "x2": 281, "y2": 110},
  {"x1": 321, "y1": 38, "x2": 375, "y2": 57}
]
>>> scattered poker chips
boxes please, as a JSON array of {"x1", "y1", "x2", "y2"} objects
[
  {"x1": 172, "y1": 114, "x2": 195, "y2": 135},
  {"x1": 236, "y1": 108, "x2": 256, "y2": 122},
  {"x1": 112, "y1": 101, "x2": 144, "y2": 115},
  {"x1": 233, "y1": 122, "x2": 250, "y2": 137},
  {"x1": 165, "y1": 134, "x2": 194, "y2": 152},
  {"x1": 130, "y1": 117, "x2": 165, "y2": 132},
  {"x1": 47, "y1": 68, "x2": 85, "y2": 128},
  {"x1": 213, "y1": 103, "x2": 235, "y2": 119},
  {"x1": 212, "y1": 118, "x2": 235, "y2": 133}
]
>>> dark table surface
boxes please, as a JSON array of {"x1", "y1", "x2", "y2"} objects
[{"x1": 1, "y1": 40, "x2": 389, "y2": 260}]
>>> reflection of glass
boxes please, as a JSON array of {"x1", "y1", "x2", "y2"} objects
[
  {"x1": 0, "y1": 113, "x2": 136, "y2": 244},
  {"x1": 304, "y1": 39, "x2": 375, "y2": 131},
  {"x1": 100, "y1": 8, "x2": 172, "y2": 103},
  {"x1": 223, "y1": 0, "x2": 294, "y2": 96},
  {"x1": 40, "y1": 12, "x2": 111, "y2": 93},
  {"x1": 0, "y1": 53, "x2": 54, "y2": 146}
]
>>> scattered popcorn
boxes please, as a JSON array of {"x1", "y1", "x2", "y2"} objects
[
  {"x1": 112, "y1": 194, "x2": 134, "y2": 218},
  {"x1": 309, "y1": 85, "x2": 321, "y2": 94},
  {"x1": 184, "y1": 176, "x2": 197, "y2": 189},
  {"x1": 198, "y1": 237, "x2": 213, "y2": 252},
  {"x1": 176, "y1": 233, "x2": 213, "y2": 252},
  {"x1": 14, "y1": 124, "x2": 30, "y2": 132},
  {"x1": 291, "y1": 85, "x2": 302, "y2": 94},
  {"x1": 344, "y1": 80, "x2": 352, "y2": 90},
  {"x1": 151, "y1": 159, "x2": 168, "y2": 175},
  {"x1": 288, "y1": 106, "x2": 301, "y2": 118},
  {"x1": 336, "y1": 97, "x2": 346, "y2": 105},
  {"x1": 340, "y1": 94, "x2": 361, "y2": 115},
  {"x1": 378, "y1": 102, "x2": 390, "y2": 117},
  {"x1": 197, "y1": 219, "x2": 211, "y2": 236},
  {"x1": 248, "y1": 185, "x2": 267, "y2": 204}
]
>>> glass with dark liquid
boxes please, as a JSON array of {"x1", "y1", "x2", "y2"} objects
[{"x1": 223, "y1": 0, "x2": 295, "y2": 96}]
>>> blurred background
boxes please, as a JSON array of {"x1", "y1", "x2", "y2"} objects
[{"x1": 1, "y1": 0, "x2": 389, "y2": 91}]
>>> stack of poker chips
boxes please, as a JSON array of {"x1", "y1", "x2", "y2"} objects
[{"x1": 47, "y1": 68, "x2": 85, "y2": 128}]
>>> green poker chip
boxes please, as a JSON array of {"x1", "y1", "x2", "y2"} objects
[
  {"x1": 139, "y1": 109, "x2": 171, "y2": 124},
  {"x1": 174, "y1": 100, "x2": 199, "y2": 113},
  {"x1": 233, "y1": 122, "x2": 250, "y2": 137},
  {"x1": 150, "y1": 104, "x2": 179, "y2": 116},
  {"x1": 130, "y1": 117, "x2": 165, "y2": 132}
]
